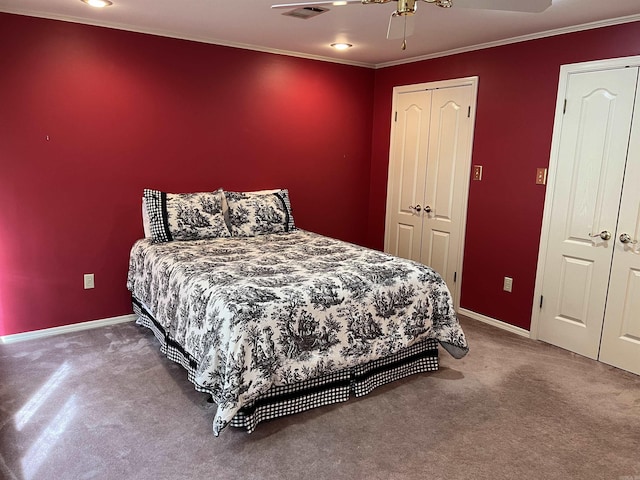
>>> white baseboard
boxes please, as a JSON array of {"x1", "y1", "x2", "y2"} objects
[
  {"x1": 457, "y1": 308, "x2": 530, "y2": 338},
  {"x1": 0, "y1": 314, "x2": 137, "y2": 345},
  {"x1": 1, "y1": 308, "x2": 528, "y2": 344}
]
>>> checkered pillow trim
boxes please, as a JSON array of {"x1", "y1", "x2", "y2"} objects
[
  {"x1": 143, "y1": 189, "x2": 172, "y2": 243},
  {"x1": 274, "y1": 190, "x2": 295, "y2": 232}
]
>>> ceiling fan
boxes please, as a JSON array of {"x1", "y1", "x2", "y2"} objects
[{"x1": 271, "y1": 0, "x2": 552, "y2": 50}]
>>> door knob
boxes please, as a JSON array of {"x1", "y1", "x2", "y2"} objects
[
  {"x1": 424, "y1": 205, "x2": 432, "y2": 214},
  {"x1": 619, "y1": 233, "x2": 638, "y2": 245},
  {"x1": 589, "y1": 230, "x2": 611, "y2": 241},
  {"x1": 408, "y1": 205, "x2": 422, "y2": 212}
]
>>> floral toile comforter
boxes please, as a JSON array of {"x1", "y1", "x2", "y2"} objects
[{"x1": 126, "y1": 230, "x2": 468, "y2": 435}]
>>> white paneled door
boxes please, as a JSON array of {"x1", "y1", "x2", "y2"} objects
[
  {"x1": 598, "y1": 71, "x2": 640, "y2": 374},
  {"x1": 385, "y1": 89, "x2": 432, "y2": 263},
  {"x1": 385, "y1": 78, "x2": 477, "y2": 308},
  {"x1": 535, "y1": 59, "x2": 640, "y2": 375}
]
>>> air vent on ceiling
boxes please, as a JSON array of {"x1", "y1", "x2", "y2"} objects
[{"x1": 282, "y1": 6, "x2": 329, "y2": 19}]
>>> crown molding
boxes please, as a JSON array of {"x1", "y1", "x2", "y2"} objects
[
  {"x1": 0, "y1": 8, "x2": 376, "y2": 68},
  {"x1": 375, "y1": 14, "x2": 640, "y2": 69},
  {"x1": 1, "y1": 9, "x2": 638, "y2": 70}
]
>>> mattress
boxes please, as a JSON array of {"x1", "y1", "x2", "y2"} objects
[
  {"x1": 133, "y1": 297, "x2": 440, "y2": 433},
  {"x1": 127, "y1": 229, "x2": 468, "y2": 435}
]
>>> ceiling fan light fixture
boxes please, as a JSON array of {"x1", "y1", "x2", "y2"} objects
[
  {"x1": 396, "y1": 0, "x2": 417, "y2": 15},
  {"x1": 81, "y1": 0, "x2": 113, "y2": 7},
  {"x1": 331, "y1": 42, "x2": 353, "y2": 50}
]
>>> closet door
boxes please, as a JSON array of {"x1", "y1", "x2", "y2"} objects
[
  {"x1": 598, "y1": 81, "x2": 640, "y2": 375},
  {"x1": 384, "y1": 79, "x2": 476, "y2": 307},
  {"x1": 535, "y1": 60, "x2": 640, "y2": 375},
  {"x1": 420, "y1": 85, "x2": 473, "y2": 289},
  {"x1": 537, "y1": 67, "x2": 638, "y2": 359},
  {"x1": 385, "y1": 89, "x2": 432, "y2": 262},
  {"x1": 539, "y1": 69, "x2": 636, "y2": 359}
]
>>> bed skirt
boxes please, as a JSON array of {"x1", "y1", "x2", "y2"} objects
[{"x1": 132, "y1": 297, "x2": 439, "y2": 433}]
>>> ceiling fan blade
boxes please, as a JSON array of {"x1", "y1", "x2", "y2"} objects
[
  {"x1": 387, "y1": 12, "x2": 415, "y2": 40},
  {"x1": 271, "y1": 0, "x2": 361, "y2": 8},
  {"x1": 450, "y1": 0, "x2": 551, "y2": 13}
]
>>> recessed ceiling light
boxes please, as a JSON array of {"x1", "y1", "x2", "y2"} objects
[
  {"x1": 81, "y1": 0, "x2": 113, "y2": 7},
  {"x1": 331, "y1": 43, "x2": 352, "y2": 51}
]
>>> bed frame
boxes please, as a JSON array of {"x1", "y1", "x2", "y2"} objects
[{"x1": 133, "y1": 297, "x2": 440, "y2": 433}]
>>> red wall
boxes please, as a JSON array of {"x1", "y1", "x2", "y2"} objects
[
  {"x1": 369, "y1": 22, "x2": 640, "y2": 329},
  {"x1": 2, "y1": 13, "x2": 638, "y2": 337},
  {"x1": 0, "y1": 13, "x2": 374, "y2": 336}
]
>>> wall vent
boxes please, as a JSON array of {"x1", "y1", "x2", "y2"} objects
[{"x1": 282, "y1": 6, "x2": 329, "y2": 19}]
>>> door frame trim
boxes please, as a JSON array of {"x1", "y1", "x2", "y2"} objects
[
  {"x1": 529, "y1": 55, "x2": 640, "y2": 340},
  {"x1": 384, "y1": 76, "x2": 478, "y2": 311}
]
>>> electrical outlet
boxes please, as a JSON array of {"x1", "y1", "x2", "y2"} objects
[
  {"x1": 84, "y1": 273, "x2": 95, "y2": 289},
  {"x1": 503, "y1": 276, "x2": 513, "y2": 292}
]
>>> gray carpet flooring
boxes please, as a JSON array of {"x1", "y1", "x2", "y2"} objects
[{"x1": 1, "y1": 316, "x2": 639, "y2": 480}]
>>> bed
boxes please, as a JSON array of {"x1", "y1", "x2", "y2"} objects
[{"x1": 127, "y1": 188, "x2": 468, "y2": 435}]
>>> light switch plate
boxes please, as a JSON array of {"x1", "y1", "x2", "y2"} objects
[
  {"x1": 473, "y1": 165, "x2": 483, "y2": 181},
  {"x1": 536, "y1": 168, "x2": 547, "y2": 185}
]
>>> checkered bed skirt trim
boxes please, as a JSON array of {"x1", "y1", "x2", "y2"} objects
[
  {"x1": 230, "y1": 370, "x2": 352, "y2": 432},
  {"x1": 133, "y1": 298, "x2": 208, "y2": 396},
  {"x1": 132, "y1": 297, "x2": 439, "y2": 433},
  {"x1": 351, "y1": 339, "x2": 439, "y2": 397}
]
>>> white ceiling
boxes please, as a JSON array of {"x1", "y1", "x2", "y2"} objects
[{"x1": 1, "y1": 0, "x2": 639, "y2": 67}]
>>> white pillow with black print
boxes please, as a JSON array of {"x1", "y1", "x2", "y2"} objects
[
  {"x1": 143, "y1": 188, "x2": 230, "y2": 243},
  {"x1": 224, "y1": 189, "x2": 295, "y2": 237}
]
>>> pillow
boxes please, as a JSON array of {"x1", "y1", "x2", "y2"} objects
[
  {"x1": 143, "y1": 189, "x2": 230, "y2": 243},
  {"x1": 224, "y1": 189, "x2": 295, "y2": 237},
  {"x1": 220, "y1": 188, "x2": 279, "y2": 229},
  {"x1": 142, "y1": 197, "x2": 151, "y2": 238}
]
